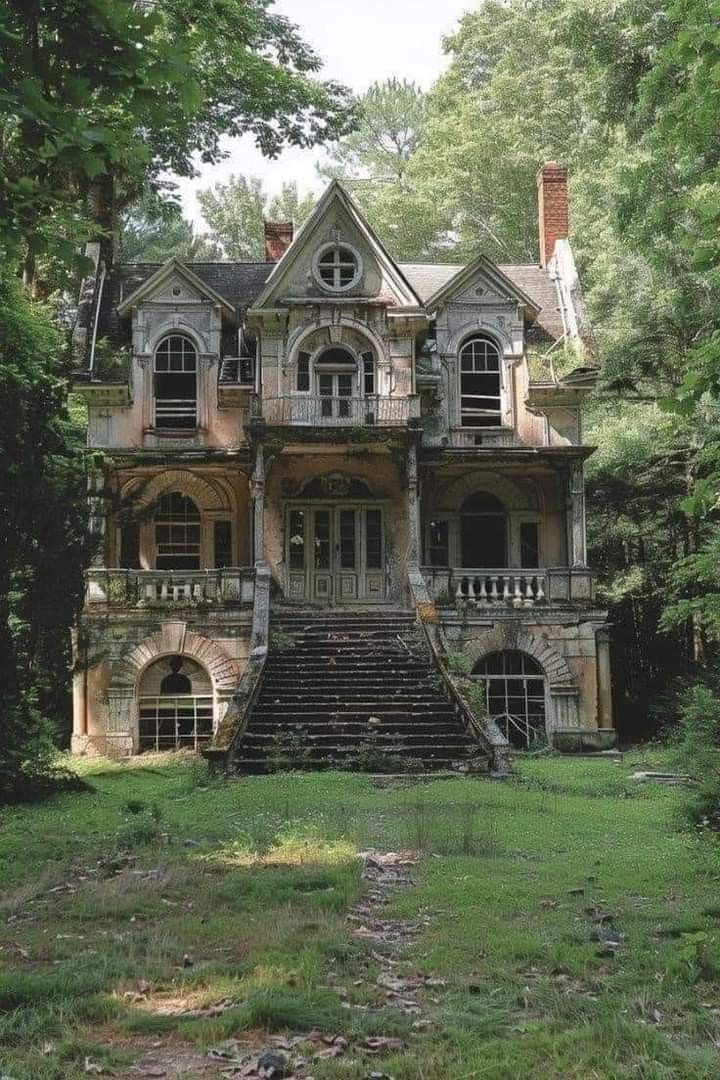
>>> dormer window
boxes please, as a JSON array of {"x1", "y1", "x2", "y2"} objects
[
  {"x1": 313, "y1": 242, "x2": 362, "y2": 293},
  {"x1": 459, "y1": 335, "x2": 502, "y2": 428},
  {"x1": 154, "y1": 335, "x2": 197, "y2": 429}
]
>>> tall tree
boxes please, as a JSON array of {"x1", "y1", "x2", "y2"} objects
[
  {"x1": 0, "y1": 269, "x2": 90, "y2": 800},
  {"x1": 198, "y1": 176, "x2": 315, "y2": 260},
  {"x1": 118, "y1": 191, "x2": 221, "y2": 263},
  {"x1": 0, "y1": 0, "x2": 354, "y2": 285}
]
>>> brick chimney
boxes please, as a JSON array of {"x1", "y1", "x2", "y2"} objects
[
  {"x1": 264, "y1": 221, "x2": 294, "y2": 262},
  {"x1": 537, "y1": 162, "x2": 569, "y2": 268}
]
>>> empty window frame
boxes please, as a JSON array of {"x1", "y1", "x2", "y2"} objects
[
  {"x1": 154, "y1": 335, "x2": 197, "y2": 429},
  {"x1": 154, "y1": 493, "x2": 201, "y2": 570},
  {"x1": 427, "y1": 519, "x2": 449, "y2": 567},
  {"x1": 459, "y1": 336, "x2": 502, "y2": 427},
  {"x1": 472, "y1": 650, "x2": 546, "y2": 748}
]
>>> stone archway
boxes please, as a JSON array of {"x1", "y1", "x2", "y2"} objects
[
  {"x1": 122, "y1": 470, "x2": 232, "y2": 514},
  {"x1": 462, "y1": 624, "x2": 580, "y2": 735},
  {"x1": 463, "y1": 624, "x2": 576, "y2": 691},
  {"x1": 114, "y1": 621, "x2": 239, "y2": 692}
]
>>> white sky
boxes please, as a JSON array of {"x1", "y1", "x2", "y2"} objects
[{"x1": 175, "y1": 0, "x2": 477, "y2": 227}]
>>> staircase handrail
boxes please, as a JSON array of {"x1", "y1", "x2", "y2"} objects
[
  {"x1": 408, "y1": 568, "x2": 511, "y2": 773},
  {"x1": 203, "y1": 563, "x2": 271, "y2": 771}
]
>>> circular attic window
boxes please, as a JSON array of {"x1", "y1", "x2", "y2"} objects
[{"x1": 313, "y1": 242, "x2": 362, "y2": 293}]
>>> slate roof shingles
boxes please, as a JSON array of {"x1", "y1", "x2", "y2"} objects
[{"x1": 93, "y1": 258, "x2": 563, "y2": 364}]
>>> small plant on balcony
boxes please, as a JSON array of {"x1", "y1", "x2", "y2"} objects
[
  {"x1": 106, "y1": 578, "x2": 128, "y2": 604},
  {"x1": 93, "y1": 337, "x2": 131, "y2": 382}
]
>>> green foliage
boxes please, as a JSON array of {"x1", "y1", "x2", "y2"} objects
[
  {"x1": 0, "y1": 269, "x2": 91, "y2": 801},
  {"x1": 118, "y1": 189, "x2": 221, "y2": 263},
  {"x1": 198, "y1": 175, "x2": 315, "y2": 260},
  {"x1": 0, "y1": 0, "x2": 354, "y2": 279}
]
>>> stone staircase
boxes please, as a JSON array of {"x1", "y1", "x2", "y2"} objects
[{"x1": 232, "y1": 610, "x2": 488, "y2": 774}]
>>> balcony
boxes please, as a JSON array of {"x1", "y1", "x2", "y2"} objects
[
  {"x1": 85, "y1": 568, "x2": 256, "y2": 608},
  {"x1": 422, "y1": 567, "x2": 594, "y2": 608},
  {"x1": 255, "y1": 395, "x2": 421, "y2": 428}
]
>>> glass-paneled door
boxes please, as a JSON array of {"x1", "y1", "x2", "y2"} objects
[{"x1": 286, "y1": 504, "x2": 385, "y2": 602}]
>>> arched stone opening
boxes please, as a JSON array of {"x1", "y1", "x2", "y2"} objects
[
  {"x1": 471, "y1": 650, "x2": 547, "y2": 748},
  {"x1": 137, "y1": 655, "x2": 213, "y2": 752}
]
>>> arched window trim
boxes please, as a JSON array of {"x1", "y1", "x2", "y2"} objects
[
  {"x1": 294, "y1": 343, "x2": 376, "y2": 398},
  {"x1": 153, "y1": 333, "x2": 198, "y2": 430},
  {"x1": 458, "y1": 333, "x2": 504, "y2": 429}
]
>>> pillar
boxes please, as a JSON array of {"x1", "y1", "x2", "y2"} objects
[
  {"x1": 569, "y1": 463, "x2": 587, "y2": 567},
  {"x1": 596, "y1": 627, "x2": 614, "y2": 730},
  {"x1": 407, "y1": 443, "x2": 420, "y2": 567},
  {"x1": 252, "y1": 442, "x2": 266, "y2": 566}
]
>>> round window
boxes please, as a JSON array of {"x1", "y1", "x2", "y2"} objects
[{"x1": 313, "y1": 243, "x2": 361, "y2": 292}]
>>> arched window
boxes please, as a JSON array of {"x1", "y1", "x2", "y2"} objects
[
  {"x1": 154, "y1": 335, "x2": 197, "y2": 429},
  {"x1": 154, "y1": 492, "x2": 201, "y2": 569},
  {"x1": 472, "y1": 651, "x2": 546, "y2": 747},
  {"x1": 459, "y1": 336, "x2": 502, "y2": 427},
  {"x1": 310, "y1": 346, "x2": 376, "y2": 418},
  {"x1": 461, "y1": 492, "x2": 507, "y2": 567},
  {"x1": 138, "y1": 656, "x2": 213, "y2": 752}
]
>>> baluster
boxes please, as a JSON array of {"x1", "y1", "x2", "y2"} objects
[
  {"x1": 473, "y1": 576, "x2": 484, "y2": 605},
  {"x1": 535, "y1": 573, "x2": 546, "y2": 603},
  {"x1": 489, "y1": 575, "x2": 499, "y2": 604},
  {"x1": 502, "y1": 574, "x2": 511, "y2": 603},
  {"x1": 193, "y1": 581, "x2": 203, "y2": 601},
  {"x1": 455, "y1": 575, "x2": 464, "y2": 606},
  {"x1": 160, "y1": 579, "x2": 168, "y2": 601},
  {"x1": 523, "y1": 575, "x2": 534, "y2": 607},
  {"x1": 512, "y1": 575, "x2": 523, "y2": 607}
]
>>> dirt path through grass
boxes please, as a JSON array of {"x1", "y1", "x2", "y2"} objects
[{"x1": 2, "y1": 752, "x2": 720, "y2": 1078}]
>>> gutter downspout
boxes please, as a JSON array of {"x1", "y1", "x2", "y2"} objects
[{"x1": 88, "y1": 262, "x2": 107, "y2": 376}]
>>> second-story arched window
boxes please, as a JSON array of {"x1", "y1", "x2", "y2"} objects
[
  {"x1": 154, "y1": 335, "x2": 197, "y2": 429},
  {"x1": 459, "y1": 335, "x2": 502, "y2": 427},
  {"x1": 154, "y1": 492, "x2": 201, "y2": 569}
]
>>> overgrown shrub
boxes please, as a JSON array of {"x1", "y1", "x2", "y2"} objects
[{"x1": 670, "y1": 679, "x2": 720, "y2": 826}]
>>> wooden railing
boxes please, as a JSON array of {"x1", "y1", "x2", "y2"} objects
[
  {"x1": 85, "y1": 567, "x2": 256, "y2": 606},
  {"x1": 421, "y1": 567, "x2": 547, "y2": 607},
  {"x1": 256, "y1": 395, "x2": 420, "y2": 427}
]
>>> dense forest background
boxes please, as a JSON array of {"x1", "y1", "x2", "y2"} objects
[{"x1": 3, "y1": 0, "x2": 720, "y2": 794}]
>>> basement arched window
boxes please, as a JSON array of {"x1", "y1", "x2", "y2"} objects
[
  {"x1": 459, "y1": 335, "x2": 502, "y2": 427},
  {"x1": 154, "y1": 335, "x2": 197, "y2": 429},
  {"x1": 472, "y1": 651, "x2": 546, "y2": 748}
]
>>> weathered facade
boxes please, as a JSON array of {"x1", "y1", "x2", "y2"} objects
[{"x1": 71, "y1": 164, "x2": 614, "y2": 759}]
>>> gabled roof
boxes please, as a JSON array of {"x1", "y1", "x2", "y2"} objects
[
  {"x1": 422, "y1": 253, "x2": 541, "y2": 317},
  {"x1": 250, "y1": 180, "x2": 423, "y2": 311},
  {"x1": 116, "y1": 257, "x2": 236, "y2": 318}
]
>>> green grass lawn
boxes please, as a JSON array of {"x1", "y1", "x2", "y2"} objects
[{"x1": 2, "y1": 750, "x2": 720, "y2": 1079}]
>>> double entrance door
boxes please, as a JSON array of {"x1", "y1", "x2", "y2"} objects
[{"x1": 286, "y1": 503, "x2": 386, "y2": 603}]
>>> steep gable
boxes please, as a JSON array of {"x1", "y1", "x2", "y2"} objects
[
  {"x1": 423, "y1": 254, "x2": 540, "y2": 317},
  {"x1": 250, "y1": 181, "x2": 422, "y2": 311},
  {"x1": 116, "y1": 258, "x2": 235, "y2": 318}
]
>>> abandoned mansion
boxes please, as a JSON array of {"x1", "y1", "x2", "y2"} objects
[{"x1": 70, "y1": 163, "x2": 614, "y2": 770}]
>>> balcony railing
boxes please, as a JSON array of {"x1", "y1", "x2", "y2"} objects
[
  {"x1": 85, "y1": 568, "x2": 256, "y2": 607},
  {"x1": 255, "y1": 395, "x2": 420, "y2": 427},
  {"x1": 422, "y1": 566, "x2": 594, "y2": 607}
]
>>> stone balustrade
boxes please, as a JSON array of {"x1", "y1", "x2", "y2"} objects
[
  {"x1": 421, "y1": 566, "x2": 594, "y2": 608},
  {"x1": 85, "y1": 568, "x2": 256, "y2": 607}
]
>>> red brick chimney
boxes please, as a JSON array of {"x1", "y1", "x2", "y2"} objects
[
  {"x1": 264, "y1": 221, "x2": 294, "y2": 262},
  {"x1": 537, "y1": 162, "x2": 569, "y2": 268}
]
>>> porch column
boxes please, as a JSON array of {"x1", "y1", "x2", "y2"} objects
[
  {"x1": 568, "y1": 463, "x2": 587, "y2": 567},
  {"x1": 252, "y1": 442, "x2": 266, "y2": 565},
  {"x1": 86, "y1": 468, "x2": 108, "y2": 601},
  {"x1": 596, "y1": 627, "x2": 614, "y2": 730},
  {"x1": 407, "y1": 443, "x2": 420, "y2": 567}
]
